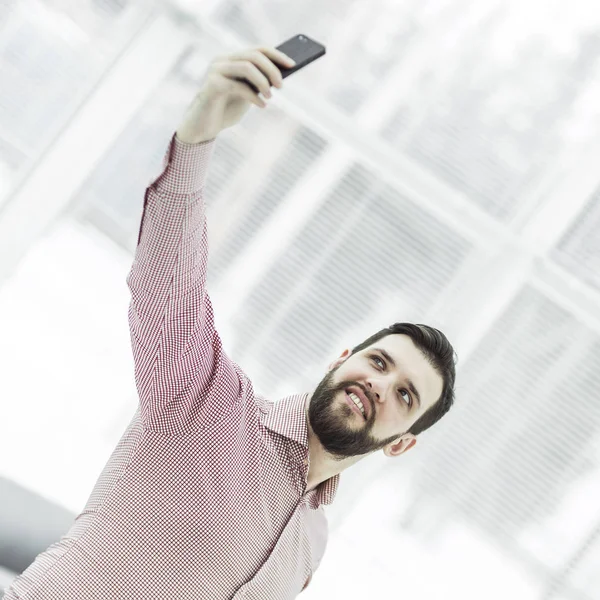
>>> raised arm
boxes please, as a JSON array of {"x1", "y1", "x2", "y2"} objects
[
  {"x1": 126, "y1": 133, "x2": 217, "y2": 434},
  {"x1": 125, "y1": 46, "x2": 295, "y2": 435}
]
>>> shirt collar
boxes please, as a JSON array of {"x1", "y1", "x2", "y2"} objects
[{"x1": 261, "y1": 392, "x2": 340, "y2": 506}]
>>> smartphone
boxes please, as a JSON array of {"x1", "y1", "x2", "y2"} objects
[{"x1": 238, "y1": 34, "x2": 326, "y2": 94}]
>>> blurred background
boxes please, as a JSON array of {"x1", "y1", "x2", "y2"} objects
[{"x1": 1, "y1": 0, "x2": 600, "y2": 598}]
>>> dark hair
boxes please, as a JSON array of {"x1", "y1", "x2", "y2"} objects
[{"x1": 349, "y1": 323, "x2": 457, "y2": 436}]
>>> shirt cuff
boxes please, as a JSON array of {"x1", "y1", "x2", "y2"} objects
[{"x1": 151, "y1": 132, "x2": 217, "y2": 196}]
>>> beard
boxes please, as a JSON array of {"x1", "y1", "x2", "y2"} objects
[{"x1": 307, "y1": 363, "x2": 403, "y2": 462}]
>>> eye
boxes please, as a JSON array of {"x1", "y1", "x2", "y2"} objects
[
  {"x1": 371, "y1": 356, "x2": 385, "y2": 369},
  {"x1": 370, "y1": 354, "x2": 412, "y2": 408},
  {"x1": 400, "y1": 390, "x2": 411, "y2": 407}
]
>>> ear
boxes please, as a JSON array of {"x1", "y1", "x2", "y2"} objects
[
  {"x1": 328, "y1": 348, "x2": 352, "y2": 371},
  {"x1": 384, "y1": 434, "x2": 417, "y2": 458}
]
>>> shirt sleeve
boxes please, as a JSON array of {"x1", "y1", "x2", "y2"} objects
[
  {"x1": 125, "y1": 132, "x2": 239, "y2": 434},
  {"x1": 301, "y1": 574, "x2": 312, "y2": 591}
]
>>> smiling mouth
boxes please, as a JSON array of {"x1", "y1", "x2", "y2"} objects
[{"x1": 345, "y1": 391, "x2": 366, "y2": 420}]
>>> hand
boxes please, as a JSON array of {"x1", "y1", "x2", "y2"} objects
[{"x1": 175, "y1": 46, "x2": 296, "y2": 144}]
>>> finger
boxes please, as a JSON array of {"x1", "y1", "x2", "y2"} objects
[
  {"x1": 254, "y1": 47, "x2": 295, "y2": 88},
  {"x1": 231, "y1": 78, "x2": 267, "y2": 108},
  {"x1": 258, "y1": 46, "x2": 296, "y2": 69},
  {"x1": 230, "y1": 59, "x2": 273, "y2": 97},
  {"x1": 229, "y1": 48, "x2": 286, "y2": 90},
  {"x1": 217, "y1": 64, "x2": 268, "y2": 108}
]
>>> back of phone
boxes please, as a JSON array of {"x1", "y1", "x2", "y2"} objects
[{"x1": 276, "y1": 34, "x2": 326, "y2": 79}]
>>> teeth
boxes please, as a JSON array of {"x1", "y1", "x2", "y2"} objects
[{"x1": 348, "y1": 392, "x2": 365, "y2": 416}]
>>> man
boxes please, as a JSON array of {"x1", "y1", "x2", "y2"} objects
[{"x1": 3, "y1": 46, "x2": 456, "y2": 600}]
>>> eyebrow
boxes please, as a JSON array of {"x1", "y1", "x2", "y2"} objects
[{"x1": 372, "y1": 347, "x2": 422, "y2": 410}]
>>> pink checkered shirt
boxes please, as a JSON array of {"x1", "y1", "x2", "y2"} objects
[{"x1": 3, "y1": 132, "x2": 339, "y2": 600}]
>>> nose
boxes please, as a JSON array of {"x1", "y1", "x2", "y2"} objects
[{"x1": 366, "y1": 381, "x2": 379, "y2": 403}]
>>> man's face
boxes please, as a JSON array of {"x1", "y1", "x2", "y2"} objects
[{"x1": 307, "y1": 334, "x2": 444, "y2": 461}]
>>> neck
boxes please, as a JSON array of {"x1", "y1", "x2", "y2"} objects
[{"x1": 304, "y1": 392, "x2": 361, "y2": 491}]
